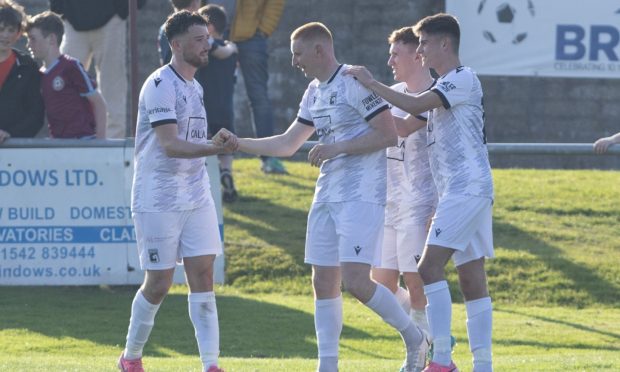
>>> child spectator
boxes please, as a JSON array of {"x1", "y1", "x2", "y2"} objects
[
  {"x1": 197, "y1": 4, "x2": 239, "y2": 202},
  {"x1": 26, "y1": 11, "x2": 106, "y2": 139},
  {"x1": 0, "y1": 0, "x2": 44, "y2": 143}
]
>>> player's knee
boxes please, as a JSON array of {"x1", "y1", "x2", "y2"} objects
[
  {"x1": 418, "y1": 262, "x2": 442, "y2": 284},
  {"x1": 142, "y1": 280, "x2": 171, "y2": 303}
]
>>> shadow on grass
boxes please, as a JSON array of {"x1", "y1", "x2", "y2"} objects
[
  {"x1": 496, "y1": 307, "x2": 620, "y2": 343},
  {"x1": 223, "y1": 192, "x2": 310, "y2": 284},
  {"x1": 490, "y1": 218, "x2": 620, "y2": 307},
  {"x1": 0, "y1": 286, "x2": 371, "y2": 358}
]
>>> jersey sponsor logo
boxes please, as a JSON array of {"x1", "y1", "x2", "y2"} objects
[
  {"x1": 387, "y1": 140, "x2": 405, "y2": 161},
  {"x1": 52, "y1": 76, "x2": 65, "y2": 91},
  {"x1": 439, "y1": 81, "x2": 457, "y2": 93},
  {"x1": 147, "y1": 107, "x2": 173, "y2": 115},
  {"x1": 190, "y1": 129, "x2": 206, "y2": 139},
  {"x1": 154, "y1": 77, "x2": 162, "y2": 87},
  {"x1": 148, "y1": 249, "x2": 160, "y2": 263},
  {"x1": 362, "y1": 91, "x2": 382, "y2": 111},
  {"x1": 354, "y1": 245, "x2": 362, "y2": 255}
]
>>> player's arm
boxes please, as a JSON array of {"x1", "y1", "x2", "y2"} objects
[
  {"x1": 211, "y1": 41, "x2": 237, "y2": 59},
  {"x1": 593, "y1": 131, "x2": 620, "y2": 154},
  {"x1": 87, "y1": 91, "x2": 107, "y2": 139},
  {"x1": 393, "y1": 114, "x2": 426, "y2": 137},
  {"x1": 344, "y1": 65, "x2": 443, "y2": 115},
  {"x1": 231, "y1": 120, "x2": 314, "y2": 157},
  {"x1": 308, "y1": 109, "x2": 397, "y2": 167},
  {"x1": 155, "y1": 123, "x2": 236, "y2": 158}
]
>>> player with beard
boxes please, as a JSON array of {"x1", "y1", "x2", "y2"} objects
[{"x1": 118, "y1": 11, "x2": 236, "y2": 372}]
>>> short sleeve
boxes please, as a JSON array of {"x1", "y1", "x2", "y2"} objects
[
  {"x1": 431, "y1": 68, "x2": 473, "y2": 109},
  {"x1": 143, "y1": 75, "x2": 177, "y2": 127},
  {"x1": 69, "y1": 59, "x2": 97, "y2": 97},
  {"x1": 296, "y1": 85, "x2": 314, "y2": 126},
  {"x1": 345, "y1": 76, "x2": 389, "y2": 122}
]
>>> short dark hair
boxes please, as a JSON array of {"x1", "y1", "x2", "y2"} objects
[
  {"x1": 26, "y1": 11, "x2": 64, "y2": 45},
  {"x1": 0, "y1": 0, "x2": 26, "y2": 32},
  {"x1": 170, "y1": 0, "x2": 195, "y2": 11},
  {"x1": 388, "y1": 26, "x2": 419, "y2": 46},
  {"x1": 413, "y1": 13, "x2": 460, "y2": 52},
  {"x1": 199, "y1": 4, "x2": 227, "y2": 35},
  {"x1": 164, "y1": 10, "x2": 207, "y2": 41}
]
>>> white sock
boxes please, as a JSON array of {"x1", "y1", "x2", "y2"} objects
[
  {"x1": 124, "y1": 291, "x2": 161, "y2": 359},
  {"x1": 466, "y1": 297, "x2": 493, "y2": 372},
  {"x1": 424, "y1": 281, "x2": 452, "y2": 366},
  {"x1": 315, "y1": 296, "x2": 342, "y2": 372},
  {"x1": 188, "y1": 292, "x2": 220, "y2": 370},
  {"x1": 395, "y1": 286, "x2": 411, "y2": 314},
  {"x1": 366, "y1": 284, "x2": 422, "y2": 349},
  {"x1": 411, "y1": 308, "x2": 430, "y2": 337}
]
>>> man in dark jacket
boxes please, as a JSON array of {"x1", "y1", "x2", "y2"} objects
[
  {"x1": 49, "y1": 0, "x2": 146, "y2": 139},
  {"x1": 0, "y1": 0, "x2": 44, "y2": 143}
]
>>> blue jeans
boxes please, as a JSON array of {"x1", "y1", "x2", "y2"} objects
[{"x1": 237, "y1": 32, "x2": 274, "y2": 139}]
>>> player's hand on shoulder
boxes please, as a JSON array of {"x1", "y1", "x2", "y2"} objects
[
  {"x1": 593, "y1": 137, "x2": 613, "y2": 154},
  {"x1": 343, "y1": 65, "x2": 374, "y2": 88}
]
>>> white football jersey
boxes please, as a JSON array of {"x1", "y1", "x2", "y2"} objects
[
  {"x1": 385, "y1": 82, "x2": 438, "y2": 227},
  {"x1": 427, "y1": 66, "x2": 493, "y2": 199},
  {"x1": 132, "y1": 65, "x2": 211, "y2": 212},
  {"x1": 297, "y1": 64, "x2": 389, "y2": 205}
]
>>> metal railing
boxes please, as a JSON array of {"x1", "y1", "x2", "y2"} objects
[{"x1": 2, "y1": 138, "x2": 619, "y2": 155}]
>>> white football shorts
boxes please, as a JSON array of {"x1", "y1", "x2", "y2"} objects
[
  {"x1": 133, "y1": 203, "x2": 222, "y2": 270},
  {"x1": 426, "y1": 194, "x2": 494, "y2": 267},
  {"x1": 305, "y1": 201, "x2": 384, "y2": 267},
  {"x1": 377, "y1": 224, "x2": 427, "y2": 272}
]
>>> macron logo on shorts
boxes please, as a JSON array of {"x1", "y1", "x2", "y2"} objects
[
  {"x1": 354, "y1": 245, "x2": 362, "y2": 255},
  {"x1": 435, "y1": 228, "x2": 442, "y2": 237}
]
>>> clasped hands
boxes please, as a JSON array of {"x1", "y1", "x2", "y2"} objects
[{"x1": 212, "y1": 128, "x2": 239, "y2": 153}]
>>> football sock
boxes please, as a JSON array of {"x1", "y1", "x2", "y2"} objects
[
  {"x1": 315, "y1": 296, "x2": 342, "y2": 372},
  {"x1": 124, "y1": 290, "x2": 161, "y2": 359},
  {"x1": 365, "y1": 283, "x2": 423, "y2": 357},
  {"x1": 424, "y1": 281, "x2": 453, "y2": 366},
  {"x1": 188, "y1": 292, "x2": 220, "y2": 370},
  {"x1": 411, "y1": 308, "x2": 430, "y2": 337},
  {"x1": 466, "y1": 297, "x2": 493, "y2": 372}
]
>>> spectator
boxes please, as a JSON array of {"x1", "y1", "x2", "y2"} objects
[
  {"x1": 197, "y1": 4, "x2": 239, "y2": 202},
  {"x1": 49, "y1": 0, "x2": 147, "y2": 139},
  {"x1": 26, "y1": 11, "x2": 106, "y2": 139},
  {"x1": 158, "y1": 0, "x2": 201, "y2": 66},
  {"x1": 228, "y1": 0, "x2": 288, "y2": 174},
  {"x1": 593, "y1": 132, "x2": 620, "y2": 154},
  {"x1": 0, "y1": 0, "x2": 44, "y2": 143}
]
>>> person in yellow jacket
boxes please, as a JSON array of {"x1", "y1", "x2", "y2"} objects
[{"x1": 229, "y1": 0, "x2": 288, "y2": 174}]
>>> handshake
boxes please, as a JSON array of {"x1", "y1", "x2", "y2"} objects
[{"x1": 212, "y1": 128, "x2": 239, "y2": 153}]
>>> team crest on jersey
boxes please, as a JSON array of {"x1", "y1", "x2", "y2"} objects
[
  {"x1": 329, "y1": 91, "x2": 338, "y2": 104},
  {"x1": 52, "y1": 76, "x2": 65, "y2": 91}
]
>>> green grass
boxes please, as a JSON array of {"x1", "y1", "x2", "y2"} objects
[{"x1": 1, "y1": 160, "x2": 620, "y2": 370}]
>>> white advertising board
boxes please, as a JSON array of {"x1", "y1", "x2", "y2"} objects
[
  {"x1": 447, "y1": 0, "x2": 620, "y2": 78},
  {"x1": 0, "y1": 146, "x2": 224, "y2": 285}
]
